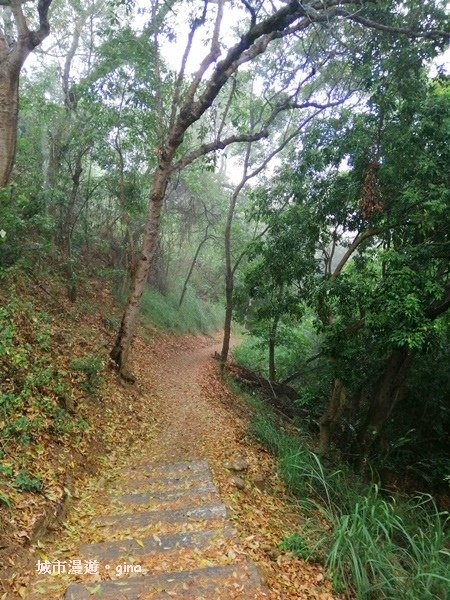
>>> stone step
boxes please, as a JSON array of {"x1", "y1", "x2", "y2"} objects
[
  {"x1": 65, "y1": 562, "x2": 267, "y2": 599},
  {"x1": 113, "y1": 482, "x2": 219, "y2": 507},
  {"x1": 93, "y1": 504, "x2": 228, "y2": 532},
  {"x1": 130, "y1": 460, "x2": 210, "y2": 478},
  {"x1": 80, "y1": 526, "x2": 235, "y2": 561},
  {"x1": 117, "y1": 470, "x2": 213, "y2": 494}
]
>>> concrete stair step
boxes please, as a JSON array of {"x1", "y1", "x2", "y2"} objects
[
  {"x1": 130, "y1": 460, "x2": 210, "y2": 479},
  {"x1": 65, "y1": 562, "x2": 267, "y2": 599},
  {"x1": 115, "y1": 470, "x2": 213, "y2": 495},
  {"x1": 93, "y1": 504, "x2": 228, "y2": 532},
  {"x1": 62, "y1": 460, "x2": 266, "y2": 600},
  {"x1": 80, "y1": 526, "x2": 235, "y2": 561},
  {"x1": 112, "y1": 483, "x2": 219, "y2": 509}
]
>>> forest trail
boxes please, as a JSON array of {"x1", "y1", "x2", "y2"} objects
[{"x1": 25, "y1": 333, "x2": 334, "y2": 600}]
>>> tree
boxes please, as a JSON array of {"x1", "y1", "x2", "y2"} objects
[
  {"x1": 111, "y1": 0, "x2": 449, "y2": 378},
  {"x1": 306, "y1": 75, "x2": 450, "y2": 461},
  {"x1": 0, "y1": 0, "x2": 53, "y2": 187}
]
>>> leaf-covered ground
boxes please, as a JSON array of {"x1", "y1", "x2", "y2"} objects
[{"x1": 2, "y1": 278, "x2": 337, "y2": 599}]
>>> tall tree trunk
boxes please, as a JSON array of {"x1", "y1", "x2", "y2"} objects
[
  {"x1": 0, "y1": 72, "x2": 19, "y2": 188},
  {"x1": 220, "y1": 270, "x2": 234, "y2": 368},
  {"x1": 357, "y1": 347, "x2": 415, "y2": 460},
  {"x1": 0, "y1": 0, "x2": 53, "y2": 188},
  {"x1": 220, "y1": 148, "x2": 251, "y2": 367},
  {"x1": 220, "y1": 192, "x2": 238, "y2": 366},
  {"x1": 110, "y1": 160, "x2": 172, "y2": 377}
]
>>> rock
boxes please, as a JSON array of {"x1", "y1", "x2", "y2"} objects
[
  {"x1": 266, "y1": 547, "x2": 281, "y2": 561},
  {"x1": 224, "y1": 454, "x2": 249, "y2": 472},
  {"x1": 252, "y1": 472, "x2": 268, "y2": 492},
  {"x1": 231, "y1": 476, "x2": 245, "y2": 490}
]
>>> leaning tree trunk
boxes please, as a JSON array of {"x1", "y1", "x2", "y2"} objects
[
  {"x1": 110, "y1": 160, "x2": 172, "y2": 377},
  {"x1": 0, "y1": 72, "x2": 19, "y2": 188},
  {"x1": 357, "y1": 347, "x2": 415, "y2": 460},
  {"x1": 179, "y1": 228, "x2": 210, "y2": 308}
]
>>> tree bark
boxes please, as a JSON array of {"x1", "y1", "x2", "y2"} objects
[
  {"x1": 0, "y1": 0, "x2": 53, "y2": 188},
  {"x1": 110, "y1": 158, "x2": 172, "y2": 376},
  {"x1": 220, "y1": 182, "x2": 244, "y2": 366},
  {"x1": 220, "y1": 270, "x2": 234, "y2": 368},
  {"x1": 0, "y1": 71, "x2": 19, "y2": 188},
  {"x1": 318, "y1": 378, "x2": 347, "y2": 457},
  {"x1": 357, "y1": 347, "x2": 415, "y2": 459}
]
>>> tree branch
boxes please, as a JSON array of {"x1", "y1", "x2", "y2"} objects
[
  {"x1": 426, "y1": 282, "x2": 450, "y2": 320},
  {"x1": 330, "y1": 227, "x2": 379, "y2": 281},
  {"x1": 172, "y1": 129, "x2": 269, "y2": 172}
]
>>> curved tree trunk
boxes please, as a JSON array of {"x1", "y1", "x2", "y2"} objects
[{"x1": 110, "y1": 159, "x2": 172, "y2": 377}]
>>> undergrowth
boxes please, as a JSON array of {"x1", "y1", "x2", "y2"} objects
[
  {"x1": 104, "y1": 267, "x2": 223, "y2": 334},
  {"x1": 140, "y1": 286, "x2": 223, "y2": 333},
  {"x1": 242, "y1": 400, "x2": 450, "y2": 599},
  {"x1": 0, "y1": 290, "x2": 102, "y2": 505}
]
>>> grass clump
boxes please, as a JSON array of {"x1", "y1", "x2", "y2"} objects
[{"x1": 247, "y1": 398, "x2": 450, "y2": 599}]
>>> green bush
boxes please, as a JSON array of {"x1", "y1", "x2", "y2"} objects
[
  {"x1": 233, "y1": 315, "x2": 320, "y2": 380},
  {"x1": 15, "y1": 469, "x2": 42, "y2": 493},
  {"x1": 103, "y1": 314, "x2": 119, "y2": 330},
  {"x1": 279, "y1": 532, "x2": 318, "y2": 560}
]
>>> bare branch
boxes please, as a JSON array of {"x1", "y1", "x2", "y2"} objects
[
  {"x1": 169, "y1": 0, "x2": 209, "y2": 129},
  {"x1": 216, "y1": 76, "x2": 237, "y2": 142},
  {"x1": 182, "y1": 0, "x2": 225, "y2": 109},
  {"x1": 336, "y1": 8, "x2": 450, "y2": 40},
  {"x1": 172, "y1": 129, "x2": 269, "y2": 172}
]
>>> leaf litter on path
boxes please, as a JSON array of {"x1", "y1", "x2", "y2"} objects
[{"x1": 19, "y1": 330, "x2": 337, "y2": 599}]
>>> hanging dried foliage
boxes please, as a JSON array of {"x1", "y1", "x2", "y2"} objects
[{"x1": 359, "y1": 159, "x2": 384, "y2": 218}]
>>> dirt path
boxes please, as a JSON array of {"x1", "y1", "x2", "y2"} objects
[
  {"x1": 135, "y1": 335, "x2": 240, "y2": 463},
  {"x1": 21, "y1": 332, "x2": 335, "y2": 600}
]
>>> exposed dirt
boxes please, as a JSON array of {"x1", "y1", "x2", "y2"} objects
[{"x1": 9, "y1": 330, "x2": 336, "y2": 599}]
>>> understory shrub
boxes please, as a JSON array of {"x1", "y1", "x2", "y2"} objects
[{"x1": 250, "y1": 408, "x2": 450, "y2": 599}]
